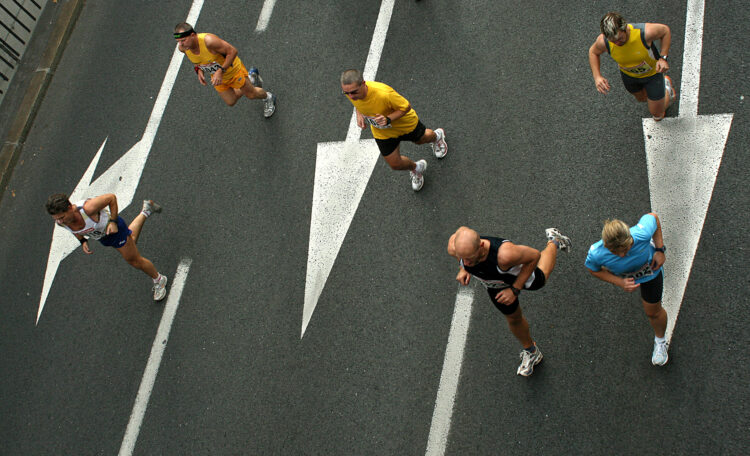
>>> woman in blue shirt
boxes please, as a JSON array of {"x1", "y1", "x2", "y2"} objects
[{"x1": 585, "y1": 213, "x2": 669, "y2": 366}]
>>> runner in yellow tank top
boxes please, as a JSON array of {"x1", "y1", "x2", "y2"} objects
[
  {"x1": 340, "y1": 69, "x2": 448, "y2": 192},
  {"x1": 588, "y1": 12, "x2": 675, "y2": 121},
  {"x1": 174, "y1": 23, "x2": 276, "y2": 118}
]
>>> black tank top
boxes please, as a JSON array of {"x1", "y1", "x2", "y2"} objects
[{"x1": 460, "y1": 236, "x2": 520, "y2": 288}]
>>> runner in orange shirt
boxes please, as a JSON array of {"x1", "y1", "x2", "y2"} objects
[{"x1": 175, "y1": 23, "x2": 276, "y2": 118}]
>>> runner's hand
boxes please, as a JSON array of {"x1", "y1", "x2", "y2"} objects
[
  {"x1": 621, "y1": 277, "x2": 640, "y2": 293},
  {"x1": 656, "y1": 59, "x2": 669, "y2": 73},
  {"x1": 81, "y1": 240, "x2": 92, "y2": 255},
  {"x1": 595, "y1": 76, "x2": 610, "y2": 94},
  {"x1": 456, "y1": 269, "x2": 471, "y2": 286},
  {"x1": 356, "y1": 112, "x2": 366, "y2": 129},
  {"x1": 106, "y1": 221, "x2": 118, "y2": 235},
  {"x1": 494, "y1": 288, "x2": 516, "y2": 305},
  {"x1": 373, "y1": 114, "x2": 389, "y2": 127},
  {"x1": 197, "y1": 70, "x2": 207, "y2": 86},
  {"x1": 211, "y1": 68, "x2": 223, "y2": 86},
  {"x1": 650, "y1": 251, "x2": 665, "y2": 270}
]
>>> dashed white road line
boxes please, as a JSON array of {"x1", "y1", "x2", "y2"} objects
[
  {"x1": 425, "y1": 285, "x2": 475, "y2": 456},
  {"x1": 118, "y1": 258, "x2": 193, "y2": 456},
  {"x1": 256, "y1": 0, "x2": 277, "y2": 32}
]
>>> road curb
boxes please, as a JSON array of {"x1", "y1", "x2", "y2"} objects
[{"x1": 0, "y1": 0, "x2": 85, "y2": 204}]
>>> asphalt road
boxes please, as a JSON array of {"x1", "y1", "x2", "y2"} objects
[{"x1": 1, "y1": 1, "x2": 748, "y2": 454}]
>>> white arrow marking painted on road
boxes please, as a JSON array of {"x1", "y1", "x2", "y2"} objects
[
  {"x1": 302, "y1": 0, "x2": 395, "y2": 337},
  {"x1": 36, "y1": 0, "x2": 205, "y2": 324},
  {"x1": 425, "y1": 285, "x2": 474, "y2": 456},
  {"x1": 255, "y1": 0, "x2": 277, "y2": 32},
  {"x1": 642, "y1": 0, "x2": 733, "y2": 342},
  {"x1": 119, "y1": 258, "x2": 192, "y2": 456}
]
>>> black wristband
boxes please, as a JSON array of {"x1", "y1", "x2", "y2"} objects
[
  {"x1": 108, "y1": 219, "x2": 117, "y2": 224},
  {"x1": 385, "y1": 117, "x2": 391, "y2": 125},
  {"x1": 79, "y1": 237, "x2": 86, "y2": 244},
  {"x1": 511, "y1": 286, "x2": 521, "y2": 296}
]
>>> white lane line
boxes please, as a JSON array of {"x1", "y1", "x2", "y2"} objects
[
  {"x1": 425, "y1": 285, "x2": 474, "y2": 456},
  {"x1": 679, "y1": 0, "x2": 705, "y2": 118},
  {"x1": 119, "y1": 258, "x2": 193, "y2": 456},
  {"x1": 256, "y1": 0, "x2": 277, "y2": 32}
]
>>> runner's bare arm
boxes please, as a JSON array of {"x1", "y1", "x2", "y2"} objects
[
  {"x1": 203, "y1": 34, "x2": 239, "y2": 86},
  {"x1": 83, "y1": 194, "x2": 119, "y2": 235},
  {"x1": 588, "y1": 35, "x2": 611, "y2": 94},
  {"x1": 648, "y1": 212, "x2": 666, "y2": 270},
  {"x1": 587, "y1": 267, "x2": 639, "y2": 292},
  {"x1": 645, "y1": 23, "x2": 671, "y2": 72},
  {"x1": 494, "y1": 243, "x2": 540, "y2": 304}
]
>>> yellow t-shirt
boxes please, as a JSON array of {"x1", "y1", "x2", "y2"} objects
[
  {"x1": 348, "y1": 81, "x2": 419, "y2": 139},
  {"x1": 185, "y1": 33, "x2": 243, "y2": 83},
  {"x1": 607, "y1": 23, "x2": 658, "y2": 78}
]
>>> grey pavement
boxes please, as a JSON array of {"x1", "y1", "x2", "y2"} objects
[{"x1": 1, "y1": 1, "x2": 748, "y2": 455}]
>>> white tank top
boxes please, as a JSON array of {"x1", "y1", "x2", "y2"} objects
[{"x1": 61, "y1": 200, "x2": 111, "y2": 240}]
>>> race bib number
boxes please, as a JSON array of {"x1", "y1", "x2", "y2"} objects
[
  {"x1": 80, "y1": 227, "x2": 105, "y2": 240},
  {"x1": 621, "y1": 263, "x2": 654, "y2": 280},
  {"x1": 364, "y1": 116, "x2": 391, "y2": 129},
  {"x1": 473, "y1": 276, "x2": 511, "y2": 289},
  {"x1": 620, "y1": 61, "x2": 652, "y2": 75},
  {"x1": 199, "y1": 62, "x2": 222, "y2": 74}
]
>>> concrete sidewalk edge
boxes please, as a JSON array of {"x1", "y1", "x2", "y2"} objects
[{"x1": 0, "y1": 0, "x2": 85, "y2": 204}]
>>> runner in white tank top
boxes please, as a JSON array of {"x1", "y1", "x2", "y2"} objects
[{"x1": 46, "y1": 193, "x2": 169, "y2": 301}]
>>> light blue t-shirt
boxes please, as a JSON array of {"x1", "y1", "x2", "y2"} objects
[{"x1": 585, "y1": 214, "x2": 662, "y2": 284}]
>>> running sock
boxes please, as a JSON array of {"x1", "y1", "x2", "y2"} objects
[
  {"x1": 524, "y1": 345, "x2": 537, "y2": 353},
  {"x1": 153, "y1": 273, "x2": 162, "y2": 283},
  {"x1": 655, "y1": 335, "x2": 666, "y2": 345},
  {"x1": 434, "y1": 129, "x2": 442, "y2": 142},
  {"x1": 265, "y1": 92, "x2": 273, "y2": 101},
  {"x1": 141, "y1": 209, "x2": 151, "y2": 218},
  {"x1": 414, "y1": 161, "x2": 425, "y2": 174}
]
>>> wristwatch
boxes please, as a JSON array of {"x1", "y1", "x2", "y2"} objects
[
  {"x1": 510, "y1": 286, "x2": 521, "y2": 296},
  {"x1": 660, "y1": 55, "x2": 668, "y2": 61},
  {"x1": 654, "y1": 245, "x2": 666, "y2": 253}
]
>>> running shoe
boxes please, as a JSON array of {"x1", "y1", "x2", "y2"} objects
[
  {"x1": 651, "y1": 340, "x2": 669, "y2": 366},
  {"x1": 664, "y1": 75, "x2": 675, "y2": 101},
  {"x1": 545, "y1": 227, "x2": 572, "y2": 253},
  {"x1": 142, "y1": 200, "x2": 162, "y2": 217},
  {"x1": 517, "y1": 344, "x2": 543, "y2": 376},
  {"x1": 264, "y1": 93, "x2": 277, "y2": 118},
  {"x1": 410, "y1": 160, "x2": 427, "y2": 191},
  {"x1": 432, "y1": 128, "x2": 447, "y2": 159},
  {"x1": 153, "y1": 274, "x2": 168, "y2": 301},
  {"x1": 248, "y1": 67, "x2": 263, "y2": 88}
]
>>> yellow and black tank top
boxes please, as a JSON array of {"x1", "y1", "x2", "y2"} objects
[
  {"x1": 185, "y1": 33, "x2": 243, "y2": 82},
  {"x1": 605, "y1": 23, "x2": 659, "y2": 78}
]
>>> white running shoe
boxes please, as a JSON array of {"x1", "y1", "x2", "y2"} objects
[
  {"x1": 248, "y1": 67, "x2": 263, "y2": 88},
  {"x1": 664, "y1": 75, "x2": 675, "y2": 101},
  {"x1": 432, "y1": 128, "x2": 447, "y2": 158},
  {"x1": 517, "y1": 344, "x2": 543, "y2": 376},
  {"x1": 545, "y1": 227, "x2": 572, "y2": 253},
  {"x1": 263, "y1": 93, "x2": 277, "y2": 118},
  {"x1": 141, "y1": 200, "x2": 162, "y2": 217},
  {"x1": 410, "y1": 160, "x2": 427, "y2": 191},
  {"x1": 153, "y1": 274, "x2": 168, "y2": 301},
  {"x1": 652, "y1": 340, "x2": 669, "y2": 366}
]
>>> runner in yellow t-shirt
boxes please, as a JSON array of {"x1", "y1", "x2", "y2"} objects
[
  {"x1": 340, "y1": 69, "x2": 447, "y2": 191},
  {"x1": 174, "y1": 23, "x2": 276, "y2": 118},
  {"x1": 588, "y1": 12, "x2": 675, "y2": 121}
]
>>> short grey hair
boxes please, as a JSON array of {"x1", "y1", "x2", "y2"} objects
[
  {"x1": 600, "y1": 12, "x2": 627, "y2": 41},
  {"x1": 341, "y1": 69, "x2": 364, "y2": 86}
]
